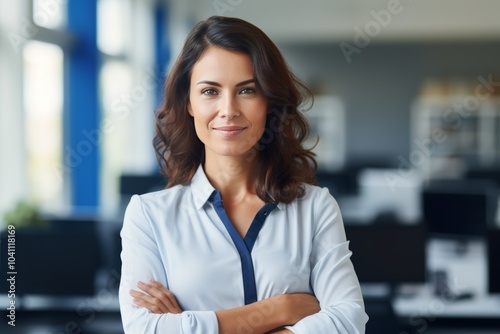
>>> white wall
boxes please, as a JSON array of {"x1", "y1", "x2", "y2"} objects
[
  {"x1": 0, "y1": 0, "x2": 29, "y2": 222},
  {"x1": 185, "y1": 0, "x2": 500, "y2": 43},
  {"x1": 164, "y1": 0, "x2": 500, "y2": 166}
]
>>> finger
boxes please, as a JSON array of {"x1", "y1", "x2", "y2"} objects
[
  {"x1": 130, "y1": 289, "x2": 151, "y2": 301},
  {"x1": 129, "y1": 289, "x2": 144, "y2": 298},
  {"x1": 137, "y1": 281, "x2": 182, "y2": 314},
  {"x1": 130, "y1": 289, "x2": 169, "y2": 314},
  {"x1": 132, "y1": 296, "x2": 167, "y2": 314},
  {"x1": 148, "y1": 279, "x2": 183, "y2": 313},
  {"x1": 138, "y1": 280, "x2": 182, "y2": 313}
]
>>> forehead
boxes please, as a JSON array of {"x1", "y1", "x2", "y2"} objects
[{"x1": 191, "y1": 47, "x2": 254, "y2": 82}]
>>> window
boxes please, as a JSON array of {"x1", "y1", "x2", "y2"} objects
[
  {"x1": 23, "y1": 41, "x2": 65, "y2": 211},
  {"x1": 97, "y1": 0, "x2": 130, "y2": 56},
  {"x1": 32, "y1": 0, "x2": 67, "y2": 30},
  {"x1": 97, "y1": 0, "x2": 158, "y2": 214},
  {"x1": 23, "y1": 0, "x2": 70, "y2": 212},
  {"x1": 99, "y1": 60, "x2": 134, "y2": 212}
]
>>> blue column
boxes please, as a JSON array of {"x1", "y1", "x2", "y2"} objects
[
  {"x1": 66, "y1": 0, "x2": 99, "y2": 210},
  {"x1": 154, "y1": 3, "x2": 170, "y2": 107}
]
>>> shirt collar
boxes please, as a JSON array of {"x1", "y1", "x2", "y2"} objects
[
  {"x1": 189, "y1": 164, "x2": 284, "y2": 211},
  {"x1": 190, "y1": 165, "x2": 216, "y2": 211}
]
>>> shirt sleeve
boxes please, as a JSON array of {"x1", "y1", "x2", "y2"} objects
[
  {"x1": 118, "y1": 195, "x2": 219, "y2": 334},
  {"x1": 286, "y1": 187, "x2": 369, "y2": 334}
]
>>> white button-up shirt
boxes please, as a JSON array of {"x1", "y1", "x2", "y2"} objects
[{"x1": 119, "y1": 165, "x2": 368, "y2": 333}]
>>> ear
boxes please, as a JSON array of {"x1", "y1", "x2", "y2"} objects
[{"x1": 187, "y1": 102, "x2": 194, "y2": 117}]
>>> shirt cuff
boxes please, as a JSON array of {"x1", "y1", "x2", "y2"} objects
[{"x1": 179, "y1": 311, "x2": 219, "y2": 333}]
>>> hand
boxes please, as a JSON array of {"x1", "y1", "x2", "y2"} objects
[
  {"x1": 281, "y1": 293, "x2": 320, "y2": 325},
  {"x1": 130, "y1": 279, "x2": 183, "y2": 314}
]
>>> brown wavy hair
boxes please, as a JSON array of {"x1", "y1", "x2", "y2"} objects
[{"x1": 154, "y1": 16, "x2": 317, "y2": 203}]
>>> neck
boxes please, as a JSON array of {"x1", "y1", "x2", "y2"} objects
[{"x1": 203, "y1": 154, "x2": 258, "y2": 202}]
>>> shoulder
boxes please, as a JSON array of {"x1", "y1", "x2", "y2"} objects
[
  {"x1": 299, "y1": 184, "x2": 347, "y2": 251},
  {"x1": 122, "y1": 184, "x2": 194, "y2": 239},
  {"x1": 295, "y1": 184, "x2": 343, "y2": 230},
  {"x1": 125, "y1": 184, "x2": 190, "y2": 219},
  {"x1": 280, "y1": 184, "x2": 342, "y2": 225},
  {"x1": 298, "y1": 183, "x2": 340, "y2": 210},
  {"x1": 139, "y1": 184, "x2": 188, "y2": 203}
]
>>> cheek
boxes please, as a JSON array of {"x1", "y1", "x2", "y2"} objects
[
  {"x1": 192, "y1": 116, "x2": 209, "y2": 141},
  {"x1": 190, "y1": 102, "x2": 214, "y2": 128}
]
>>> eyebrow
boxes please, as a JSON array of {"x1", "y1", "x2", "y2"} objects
[{"x1": 196, "y1": 79, "x2": 256, "y2": 87}]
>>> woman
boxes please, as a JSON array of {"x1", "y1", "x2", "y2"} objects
[{"x1": 119, "y1": 16, "x2": 368, "y2": 333}]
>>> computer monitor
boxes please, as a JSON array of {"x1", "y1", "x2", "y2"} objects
[
  {"x1": 344, "y1": 224, "x2": 426, "y2": 284},
  {"x1": 466, "y1": 168, "x2": 500, "y2": 188},
  {"x1": 315, "y1": 169, "x2": 359, "y2": 197},
  {"x1": 488, "y1": 229, "x2": 500, "y2": 294},
  {"x1": 422, "y1": 180, "x2": 497, "y2": 238},
  {"x1": 119, "y1": 174, "x2": 166, "y2": 196},
  {"x1": 0, "y1": 219, "x2": 100, "y2": 296}
]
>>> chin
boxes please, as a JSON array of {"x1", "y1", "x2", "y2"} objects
[{"x1": 208, "y1": 146, "x2": 259, "y2": 160}]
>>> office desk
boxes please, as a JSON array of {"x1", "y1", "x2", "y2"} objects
[
  {"x1": 394, "y1": 286, "x2": 500, "y2": 318},
  {"x1": 393, "y1": 238, "x2": 500, "y2": 332}
]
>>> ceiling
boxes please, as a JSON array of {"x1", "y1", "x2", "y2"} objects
[{"x1": 173, "y1": 0, "x2": 500, "y2": 43}]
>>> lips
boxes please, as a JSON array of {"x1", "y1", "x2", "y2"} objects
[{"x1": 213, "y1": 126, "x2": 246, "y2": 137}]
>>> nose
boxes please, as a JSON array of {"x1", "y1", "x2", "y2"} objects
[{"x1": 218, "y1": 94, "x2": 240, "y2": 120}]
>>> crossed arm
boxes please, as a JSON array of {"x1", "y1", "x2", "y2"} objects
[
  {"x1": 130, "y1": 279, "x2": 320, "y2": 334},
  {"x1": 120, "y1": 192, "x2": 367, "y2": 333}
]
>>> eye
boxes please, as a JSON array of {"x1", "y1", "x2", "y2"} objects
[
  {"x1": 239, "y1": 87, "x2": 256, "y2": 95},
  {"x1": 202, "y1": 88, "x2": 218, "y2": 96}
]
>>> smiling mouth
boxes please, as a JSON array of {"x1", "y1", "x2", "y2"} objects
[{"x1": 213, "y1": 127, "x2": 246, "y2": 137}]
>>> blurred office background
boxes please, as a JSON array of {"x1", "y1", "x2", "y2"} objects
[{"x1": 1, "y1": 0, "x2": 500, "y2": 333}]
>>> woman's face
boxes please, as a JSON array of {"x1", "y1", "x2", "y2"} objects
[{"x1": 188, "y1": 46, "x2": 268, "y2": 162}]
